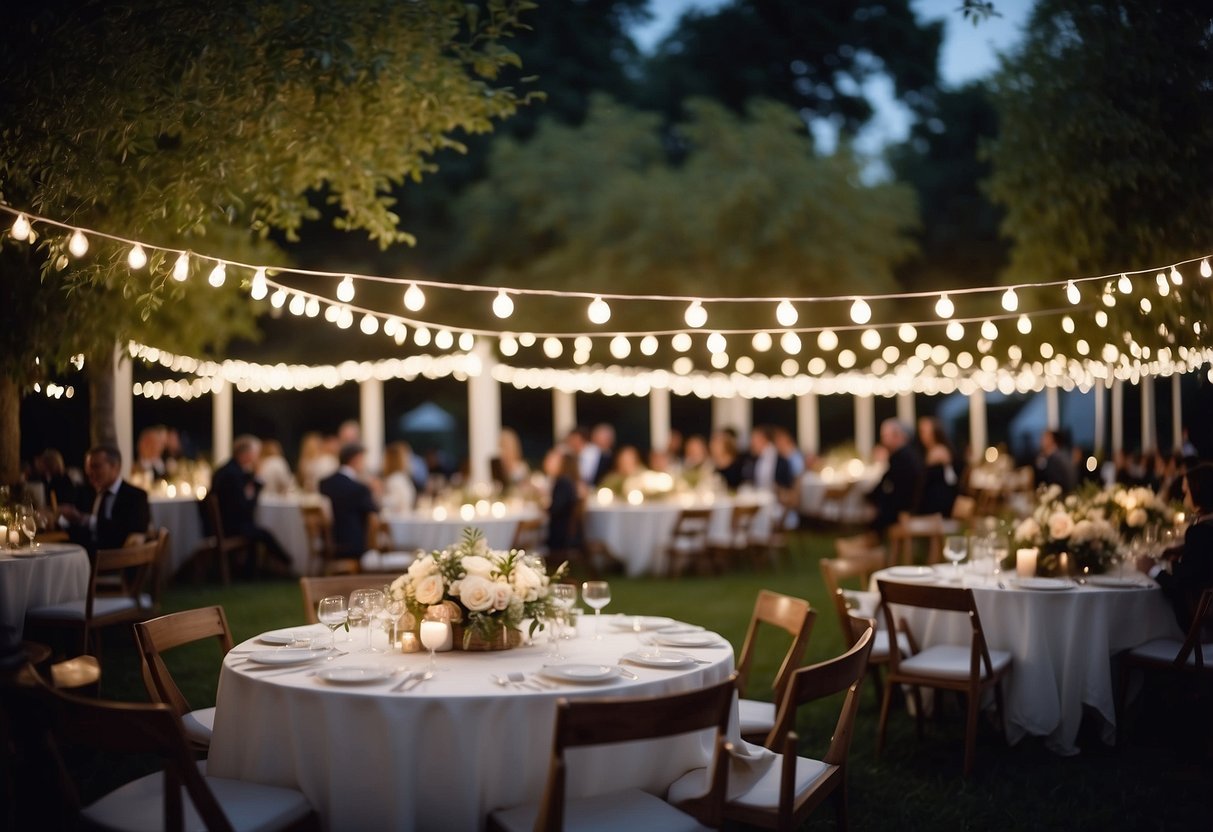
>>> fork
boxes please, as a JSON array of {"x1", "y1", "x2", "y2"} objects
[
  {"x1": 392, "y1": 671, "x2": 430, "y2": 692},
  {"x1": 509, "y1": 671, "x2": 550, "y2": 690}
]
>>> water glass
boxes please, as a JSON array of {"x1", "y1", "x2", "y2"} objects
[
  {"x1": 317, "y1": 595, "x2": 348, "y2": 653},
  {"x1": 349, "y1": 589, "x2": 385, "y2": 653},
  {"x1": 581, "y1": 581, "x2": 611, "y2": 639},
  {"x1": 943, "y1": 535, "x2": 968, "y2": 577}
]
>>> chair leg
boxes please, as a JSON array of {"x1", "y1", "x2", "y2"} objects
[
  {"x1": 218, "y1": 546, "x2": 231, "y2": 586},
  {"x1": 963, "y1": 689, "x2": 979, "y2": 777},
  {"x1": 832, "y1": 778, "x2": 849, "y2": 832},
  {"x1": 877, "y1": 681, "x2": 894, "y2": 757},
  {"x1": 910, "y1": 686, "x2": 926, "y2": 740}
]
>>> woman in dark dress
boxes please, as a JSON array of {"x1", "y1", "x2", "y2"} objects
[
  {"x1": 916, "y1": 416, "x2": 959, "y2": 517},
  {"x1": 544, "y1": 449, "x2": 583, "y2": 555},
  {"x1": 1140, "y1": 463, "x2": 1213, "y2": 635}
]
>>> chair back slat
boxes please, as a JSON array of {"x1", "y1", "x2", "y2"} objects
[
  {"x1": 135, "y1": 606, "x2": 233, "y2": 718},
  {"x1": 87, "y1": 539, "x2": 161, "y2": 620},
  {"x1": 300, "y1": 575, "x2": 391, "y2": 623},
  {"x1": 735, "y1": 590, "x2": 815, "y2": 702},
  {"x1": 877, "y1": 579, "x2": 999, "y2": 680}
]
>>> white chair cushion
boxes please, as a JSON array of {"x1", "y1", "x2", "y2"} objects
[
  {"x1": 490, "y1": 788, "x2": 711, "y2": 832},
  {"x1": 27, "y1": 595, "x2": 152, "y2": 621},
  {"x1": 738, "y1": 698, "x2": 776, "y2": 736},
  {"x1": 870, "y1": 630, "x2": 913, "y2": 660},
  {"x1": 82, "y1": 766, "x2": 311, "y2": 832},
  {"x1": 668, "y1": 754, "x2": 830, "y2": 811},
  {"x1": 841, "y1": 590, "x2": 880, "y2": 619},
  {"x1": 182, "y1": 707, "x2": 216, "y2": 745},
  {"x1": 1129, "y1": 638, "x2": 1213, "y2": 666},
  {"x1": 898, "y1": 644, "x2": 1011, "y2": 680}
]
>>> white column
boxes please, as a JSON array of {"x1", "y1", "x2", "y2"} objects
[
  {"x1": 896, "y1": 391, "x2": 915, "y2": 429},
  {"x1": 1140, "y1": 375, "x2": 1156, "y2": 452},
  {"x1": 1093, "y1": 378, "x2": 1106, "y2": 457},
  {"x1": 113, "y1": 344, "x2": 134, "y2": 469},
  {"x1": 854, "y1": 394, "x2": 875, "y2": 461},
  {"x1": 468, "y1": 341, "x2": 501, "y2": 487},
  {"x1": 649, "y1": 386, "x2": 671, "y2": 453},
  {"x1": 796, "y1": 392, "x2": 820, "y2": 457},
  {"x1": 1111, "y1": 378, "x2": 1124, "y2": 455},
  {"x1": 969, "y1": 389, "x2": 988, "y2": 463},
  {"x1": 552, "y1": 390, "x2": 576, "y2": 444},
  {"x1": 1045, "y1": 386, "x2": 1060, "y2": 430},
  {"x1": 359, "y1": 377, "x2": 385, "y2": 474},
  {"x1": 1171, "y1": 374, "x2": 1183, "y2": 453},
  {"x1": 212, "y1": 380, "x2": 232, "y2": 463},
  {"x1": 712, "y1": 396, "x2": 751, "y2": 447}
]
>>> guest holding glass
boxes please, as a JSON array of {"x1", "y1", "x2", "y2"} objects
[
  {"x1": 319, "y1": 444, "x2": 379, "y2": 558},
  {"x1": 59, "y1": 445, "x2": 150, "y2": 553},
  {"x1": 212, "y1": 435, "x2": 292, "y2": 576}
]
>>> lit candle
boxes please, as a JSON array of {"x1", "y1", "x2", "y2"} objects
[
  {"x1": 1058, "y1": 553, "x2": 1070, "y2": 576},
  {"x1": 7, "y1": 529, "x2": 18, "y2": 548},
  {"x1": 1016, "y1": 548, "x2": 1038, "y2": 578},
  {"x1": 400, "y1": 632, "x2": 419, "y2": 653}
]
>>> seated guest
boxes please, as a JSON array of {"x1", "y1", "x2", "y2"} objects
[
  {"x1": 212, "y1": 435, "x2": 292, "y2": 576},
  {"x1": 1138, "y1": 463, "x2": 1213, "y2": 635},
  {"x1": 380, "y1": 441, "x2": 417, "y2": 514},
  {"x1": 320, "y1": 444, "x2": 379, "y2": 558},
  {"x1": 681, "y1": 434, "x2": 714, "y2": 486},
  {"x1": 33, "y1": 448, "x2": 77, "y2": 510},
  {"x1": 773, "y1": 427, "x2": 805, "y2": 479},
  {"x1": 59, "y1": 445, "x2": 150, "y2": 553},
  {"x1": 710, "y1": 429, "x2": 746, "y2": 491},
  {"x1": 132, "y1": 426, "x2": 168, "y2": 484},
  {"x1": 743, "y1": 426, "x2": 793, "y2": 492},
  {"x1": 297, "y1": 431, "x2": 337, "y2": 493},
  {"x1": 1036, "y1": 429, "x2": 1077, "y2": 493},
  {"x1": 543, "y1": 449, "x2": 582, "y2": 554},
  {"x1": 256, "y1": 439, "x2": 294, "y2": 495},
  {"x1": 599, "y1": 445, "x2": 646, "y2": 493}
]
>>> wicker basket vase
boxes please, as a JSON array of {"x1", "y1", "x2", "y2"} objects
[{"x1": 451, "y1": 621, "x2": 522, "y2": 651}]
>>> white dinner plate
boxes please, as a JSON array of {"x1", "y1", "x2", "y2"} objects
[
  {"x1": 884, "y1": 566, "x2": 935, "y2": 581},
  {"x1": 654, "y1": 633, "x2": 724, "y2": 648},
  {"x1": 245, "y1": 648, "x2": 330, "y2": 666},
  {"x1": 315, "y1": 666, "x2": 394, "y2": 685},
  {"x1": 1086, "y1": 575, "x2": 1149, "y2": 589},
  {"x1": 259, "y1": 629, "x2": 301, "y2": 646},
  {"x1": 539, "y1": 664, "x2": 621, "y2": 684},
  {"x1": 656, "y1": 623, "x2": 706, "y2": 635},
  {"x1": 1015, "y1": 577, "x2": 1075, "y2": 591},
  {"x1": 621, "y1": 650, "x2": 698, "y2": 669},
  {"x1": 607, "y1": 616, "x2": 675, "y2": 632}
]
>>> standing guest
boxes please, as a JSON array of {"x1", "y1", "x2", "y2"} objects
[
  {"x1": 491, "y1": 428, "x2": 531, "y2": 490},
  {"x1": 917, "y1": 416, "x2": 959, "y2": 517},
  {"x1": 132, "y1": 426, "x2": 168, "y2": 484},
  {"x1": 772, "y1": 427, "x2": 805, "y2": 479},
  {"x1": 380, "y1": 442, "x2": 417, "y2": 514},
  {"x1": 544, "y1": 449, "x2": 583, "y2": 555},
  {"x1": 297, "y1": 432, "x2": 338, "y2": 493},
  {"x1": 1036, "y1": 429, "x2": 1077, "y2": 493},
  {"x1": 319, "y1": 444, "x2": 379, "y2": 558},
  {"x1": 590, "y1": 423, "x2": 616, "y2": 485},
  {"x1": 566, "y1": 428, "x2": 600, "y2": 487},
  {"x1": 212, "y1": 436, "x2": 292, "y2": 576},
  {"x1": 256, "y1": 439, "x2": 294, "y2": 496},
  {"x1": 59, "y1": 445, "x2": 150, "y2": 553},
  {"x1": 1138, "y1": 463, "x2": 1213, "y2": 635},
  {"x1": 866, "y1": 419, "x2": 925, "y2": 533},
  {"x1": 744, "y1": 426, "x2": 793, "y2": 492},
  {"x1": 710, "y1": 429, "x2": 746, "y2": 491}
]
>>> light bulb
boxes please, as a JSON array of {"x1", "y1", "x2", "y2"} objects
[
  {"x1": 127, "y1": 244, "x2": 147, "y2": 270},
  {"x1": 838, "y1": 349, "x2": 857, "y2": 369},
  {"x1": 288, "y1": 294, "x2": 306, "y2": 315},
  {"x1": 1062, "y1": 316, "x2": 1075, "y2": 334},
  {"x1": 413, "y1": 326, "x2": 432, "y2": 347},
  {"x1": 1201, "y1": 259, "x2": 1212, "y2": 278},
  {"x1": 305, "y1": 297, "x2": 320, "y2": 317},
  {"x1": 173, "y1": 252, "x2": 190, "y2": 282},
  {"x1": 574, "y1": 336, "x2": 592, "y2": 352},
  {"x1": 849, "y1": 298, "x2": 871, "y2": 325},
  {"x1": 898, "y1": 323, "x2": 917, "y2": 343},
  {"x1": 609, "y1": 335, "x2": 631, "y2": 359},
  {"x1": 10, "y1": 213, "x2": 30, "y2": 241},
  {"x1": 519, "y1": 333, "x2": 536, "y2": 347},
  {"x1": 403, "y1": 283, "x2": 426, "y2": 312},
  {"x1": 270, "y1": 288, "x2": 287, "y2": 309},
  {"x1": 435, "y1": 329, "x2": 454, "y2": 350},
  {"x1": 360, "y1": 314, "x2": 379, "y2": 335},
  {"x1": 1065, "y1": 281, "x2": 1080, "y2": 305},
  {"x1": 752, "y1": 332, "x2": 773, "y2": 352},
  {"x1": 1095, "y1": 310, "x2": 1108, "y2": 328},
  {"x1": 459, "y1": 332, "x2": 474, "y2": 351},
  {"x1": 710, "y1": 352, "x2": 729, "y2": 369},
  {"x1": 981, "y1": 320, "x2": 998, "y2": 340},
  {"x1": 337, "y1": 276, "x2": 355, "y2": 303},
  {"x1": 337, "y1": 307, "x2": 353, "y2": 329},
  {"x1": 208, "y1": 262, "x2": 226, "y2": 287},
  {"x1": 500, "y1": 335, "x2": 519, "y2": 357},
  {"x1": 817, "y1": 330, "x2": 838, "y2": 351},
  {"x1": 587, "y1": 296, "x2": 611, "y2": 325},
  {"x1": 1001, "y1": 287, "x2": 1018, "y2": 312},
  {"x1": 946, "y1": 321, "x2": 964, "y2": 341},
  {"x1": 574, "y1": 350, "x2": 590, "y2": 366},
  {"x1": 250, "y1": 267, "x2": 268, "y2": 299},
  {"x1": 1117, "y1": 274, "x2": 1132, "y2": 294},
  {"x1": 1139, "y1": 298, "x2": 1152, "y2": 314},
  {"x1": 935, "y1": 294, "x2": 954, "y2": 319},
  {"x1": 673, "y1": 357, "x2": 693, "y2": 375},
  {"x1": 780, "y1": 331, "x2": 802, "y2": 354},
  {"x1": 736, "y1": 356, "x2": 755, "y2": 374},
  {"x1": 775, "y1": 299, "x2": 798, "y2": 327},
  {"x1": 671, "y1": 333, "x2": 692, "y2": 352},
  {"x1": 640, "y1": 335, "x2": 659, "y2": 356},
  {"x1": 781, "y1": 358, "x2": 799, "y2": 376},
  {"x1": 492, "y1": 290, "x2": 514, "y2": 319},
  {"x1": 1017, "y1": 314, "x2": 1031, "y2": 334},
  {"x1": 324, "y1": 304, "x2": 339, "y2": 322},
  {"x1": 684, "y1": 300, "x2": 707, "y2": 328},
  {"x1": 543, "y1": 337, "x2": 563, "y2": 359},
  {"x1": 706, "y1": 332, "x2": 727, "y2": 354},
  {"x1": 860, "y1": 328, "x2": 881, "y2": 350},
  {"x1": 1170, "y1": 266, "x2": 1183, "y2": 285},
  {"x1": 68, "y1": 229, "x2": 89, "y2": 257}
]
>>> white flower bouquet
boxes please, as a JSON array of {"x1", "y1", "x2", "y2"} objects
[{"x1": 1013, "y1": 484, "x2": 1123, "y2": 574}]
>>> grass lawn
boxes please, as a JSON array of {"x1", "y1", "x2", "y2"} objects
[{"x1": 48, "y1": 531, "x2": 1213, "y2": 829}]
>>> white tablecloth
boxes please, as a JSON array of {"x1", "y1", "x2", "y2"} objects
[
  {"x1": 798, "y1": 467, "x2": 882, "y2": 523},
  {"x1": 871, "y1": 567, "x2": 1182, "y2": 754},
  {"x1": 584, "y1": 493, "x2": 774, "y2": 576},
  {"x1": 382, "y1": 510, "x2": 535, "y2": 554},
  {"x1": 208, "y1": 621, "x2": 752, "y2": 831},
  {"x1": 0, "y1": 543, "x2": 90, "y2": 642},
  {"x1": 257, "y1": 494, "x2": 326, "y2": 575},
  {"x1": 149, "y1": 495, "x2": 204, "y2": 573}
]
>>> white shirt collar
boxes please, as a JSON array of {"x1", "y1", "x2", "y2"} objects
[{"x1": 339, "y1": 465, "x2": 360, "y2": 481}]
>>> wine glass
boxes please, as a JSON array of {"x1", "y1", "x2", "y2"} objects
[
  {"x1": 419, "y1": 618, "x2": 448, "y2": 673},
  {"x1": 581, "y1": 581, "x2": 611, "y2": 639},
  {"x1": 317, "y1": 596, "x2": 348, "y2": 655},
  {"x1": 18, "y1": 506, "x2": 38, "y2": 549},
  {"x1": 943, "y1": 535, "x2": 968, "y2": 577},
  {"x1": 349, "y1": 589, "x2": 385, "y2": 653},
  {"x1": 551, "y1": 584, "x2": 577, "y2": 636},
  {"x1": 383, "y1": 596, "x2": 406, "y2": 649}
]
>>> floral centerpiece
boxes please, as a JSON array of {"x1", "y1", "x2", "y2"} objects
[
  {"x1": 389, "y1": 527, "x2": 566, "y2": 650},
  {"x1": 1012, "y1": 484, "x2": 1122, "y2": 575},
  {"x1": 1103, "y1": 485, "x2": 1176, "y2": 539}
]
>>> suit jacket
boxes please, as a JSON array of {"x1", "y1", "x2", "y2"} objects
[
  {"x1": 867, "y1": 444, "x2": 925, "y2": 532},
  {"x1": 319, "y1": 471, "x2": 378, "y2": 557},
  {"x1": 70, "y1": 480, "x2": 151, "y2": 552},
  {"x1": 1037, "y1": 450, "x2": 1077, "y2": 493},
  {"x1": 1157, "y1": 518, "x2": 1213, "y2": 635},
  {"x1": 211, "y1": 458, "x2": 262, "y2": 536},
  {"x1": 592, "y1": 451, "x2": 613, "y2": 487}
]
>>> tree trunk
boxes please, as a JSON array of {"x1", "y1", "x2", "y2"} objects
[
  {"x1": 89, "y1": 349, "x2": 117, "y2": 449},
  {"x1": 0, "y1": 376, "x2": 20, "y2": 487}
]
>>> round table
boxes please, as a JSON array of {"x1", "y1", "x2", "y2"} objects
[
  {"x1": 207, "y1": 618, "x2": 753, "y2": 831},
  {"x1": 149, "y1": 494, "x2": 204, "y2": 573},
  {"x1": 871, "y1": 566, "x2": 1182, "y2": 754},
  {"x1": 584, "y1": 493, "x2": 774, "y2": 576},
  {"x1": 0, "y1": 543, "x2": 90, "y2": 642},
  {"x1": 382, "y1": 509, "x2": 536, "y2": 554},
  {"x1": 257, "y1": 493, "x2": 328, "y2": 575}
]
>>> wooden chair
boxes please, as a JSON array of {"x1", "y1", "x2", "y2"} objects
[
  {"x1": 875, "y1": 580, "x2": 1012, "y2": 776},
  {"x1": 510, "y1": 515, "x2": 546, "y2": 554},
  {"x1": 488, "y1": 674, "x2": 737, "y2": 831},
  {"x1": 21, "y1": 641, "x2": 101, "y2": 694},
  {"x1": 299, "y1": 575, "x2": 393, "y2": 624},
  {"x1": 134, "y1": 606, "x2": 234, "y2": 752},
  {"x1": 190, "y1": 493, "x2": 250, "y2": 585},
  {"x1": 4, "y1": 670, "x2": 317, "y2": 832},
  {"x1": 25, "y1": 538, "x2": 161, "y2": 656},
  {"x1": 714, "y1": 503, "x2": 763, "y2": 570},
  {"x1": 820, "y1": 555, "x2": 912, "y2": 701},
  {"x1": 671, "y1": 627, "x2": 875, "y2": 832},
  {"x1": 665, "y1": 507, "x2": 714, "y2": 577},
  {"x1": 736, "y1": 590, "x2": 816, "y2": 745},
  {"x1": 301, "y1": 504, "x2": 350, "y2": 576},
  {"x1": 888, "y1": 513, "x2": 959, "y2": 565},
  {"x1": 833, "y1": 531, "x2": 885, "y2": 563}
]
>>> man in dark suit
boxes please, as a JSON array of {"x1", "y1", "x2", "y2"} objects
[
  {"x1": 211, "y1": 435, "x2": 292, "y2": 576},
  {"x1": 1037, "y1": 429, "x2": 1077, "y2": 493},
  {"x1": 867, "y1": 419, "x2": 925, "y2": 534},
  {"x1": 319, "y1": 443, "x2": 379, "y2": 558},
  {"x1": 743, "y1": 425, "x2": 794, "y2": 492},
  {"x1": 59, "y1": 445, "x2": 150, "y2": 553}
]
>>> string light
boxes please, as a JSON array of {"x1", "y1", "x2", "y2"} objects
[
  {"x1": 684, "y1": 301, "x2": 707, "y2": 328},
  {"x1": 270, "y1": 288, "x2": 287, "y2": 309},
  {"x1": 1001, "y1": 288, "x2": 1018, "y2": 312},
  {"x1": 1118, "y1": 274, "x2": 1133, "y2": 294},
  {"x1": 288, "y1": 294, "x2": 306, "y2": 316},
  {"x1": 1201, "y1": 259, "x2": 1212, "y2": 278},
  {"x1": 817, "y1": 330, "x2": 838, "y2": 351},
  {"x1": 780, "y1": 331, "x2": 801, "y2": 355},
  {"x1": 1170, "y1": 266, "x2": 1183, "y2": 286},
  {"x1": 775, "y1": 300, "x2": 798, "y2": 327},
  {"x1": 752, "y1": 332, "x2": 773, "y2": 352},
  {"x1": 898, "y1": 324, "x2": 917, "y2": 343},
  {"x1": 946, "y1": 321, "x2": 964, "y2": 341},
  {"x1": 207, "y1": 262, "x2": 226, "y2": 287},
  {"x1": 849, "y1": 298, "x2": 871, "y2": 325},
  {"x1": 981, "y1": 320, "x2": 998, "y2": 340},
  {"x1": 935, "y1": 294, "x2": 954, "y2": 318},
  {"x1": 543, "y1": 337, "x2": 563, "y2": 359},
  {"x1": 305, "y1": 297, "x2": 320, "y2": 318},
  {"x1": 336, "y1": 276, "x2": 355, "y2": 303},
  {"x1": 492, "y1": 290, "x2": 514, "y2": 319},
  {"x1": 1017, "y1": 314, "x2": 1031, "y2": 334},
  {"x1": 519, "y1": 333, "x2": 536, "y2": 348},
  {"x1": 435, "y1": 329, "x2": 454, "y2": 350},
  {"x1": 68, "y1": 229, "x2": 89, "y2": 257},
  {"x1": 587, "y1": 296, "x2": 611, "y2": 325},
  {"x1": 459, "y1": 332, "x2": 475, "y2": 351},
  {"x1": 671, "y1": 333, "x2": 692, "y2": 352},
  {"x1": 173, "y1": 252, "x2": 190, "y2": 282},
  {"x1": 639, "y1": 335, "x2": 659, "y2": 356},
  {"x1": 1065, "y1": 281, "x2": 1080, "y2": 304},
  {"x1": 413, "y1": 326, "x2": 432, "y2": 347},
  {"x1": 500, "y1": 335, "x2": 519, "y2": 357},
  {"x1": 609, "y1": 335, "x2": 631, "y2": 359},
  {"x1": 860, "y1": 328, "x2": 882, "y2": 350},
  {"x1": 360, "y1": 314, "x2": 379, "y2": 335},
  {"x1": 574, "y1": 336, "x2": 592, "y2": 353},
  {"x1": 1061, "y1": 316, "x2": 1075, "y2": 334},
  {"x1": 403, "y1": 283, "x2": 426, "y2": 312},
  {"x1": 250, "y1": 268, "x2": 268, "y2": 300},
  {"x1": 706, "y1": 332, "x2": 727, "y2": 354},
  {"x1": 10, "y1": 213, "x2": 30, "y2": 240},
  {"x1": 127, "y1": 244, "x2": 147, "y2": 270}
]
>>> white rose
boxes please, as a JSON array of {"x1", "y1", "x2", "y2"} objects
[
  {"x1": 459, "y1": 575, "x2": 496, "y2": 612},
  {"x1": 461, "y1": 555, "x2": 496, "y2": 578},
  {"x1": 1127, "y1": 508, "x2": 1148, "y2": 528},
  {"x1": 1071, "y1": 519, "x2": 1093, "y2": 543},
  {"x1": 1048, "y1": 511, "x2": 1074, "y2": 540},
  {"x1": 512, "y1": 563, "x2": 543, "y2": 602},
  {"x1": 1015, "y1": 518, "x2": 1040, "y2": 542},
  {"x1": 492, "y1": 581, "x2": 513, "y2": 611},
  {"x1": 408, "y1": 555, "x2": 437, "y2": 580},
  {"x1": 390, "y1": 574, "x2": 408, "y2": 596},
  {"x1": 414, "y1": 574, "x2": 445, "y2": 606}
]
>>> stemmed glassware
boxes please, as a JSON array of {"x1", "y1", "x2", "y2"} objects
[
  {"x1": 581, "y1": 581, "x2": 611, "y2": 639},
  {"x1": 348, "y1": 589, "x2": 385, "y2": 653},
  {"x1": 546, "y1": 584, "x2": 576, "y2": 661},
  {"x1": 317, "y1": 596, "x2": 348, "y2": 656},
  {"x1": 943, "y1": 535, "x2": 968, "y2": 578},
  {"x1": 17, "y1": 506, "x2": 38, "y2": 549},
  {"x1": 419, "y1": 616, "x2": 448, "y2": 673},
  {"x1": 383, "y1": 594, "x2": 406, "y2": 648}
]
